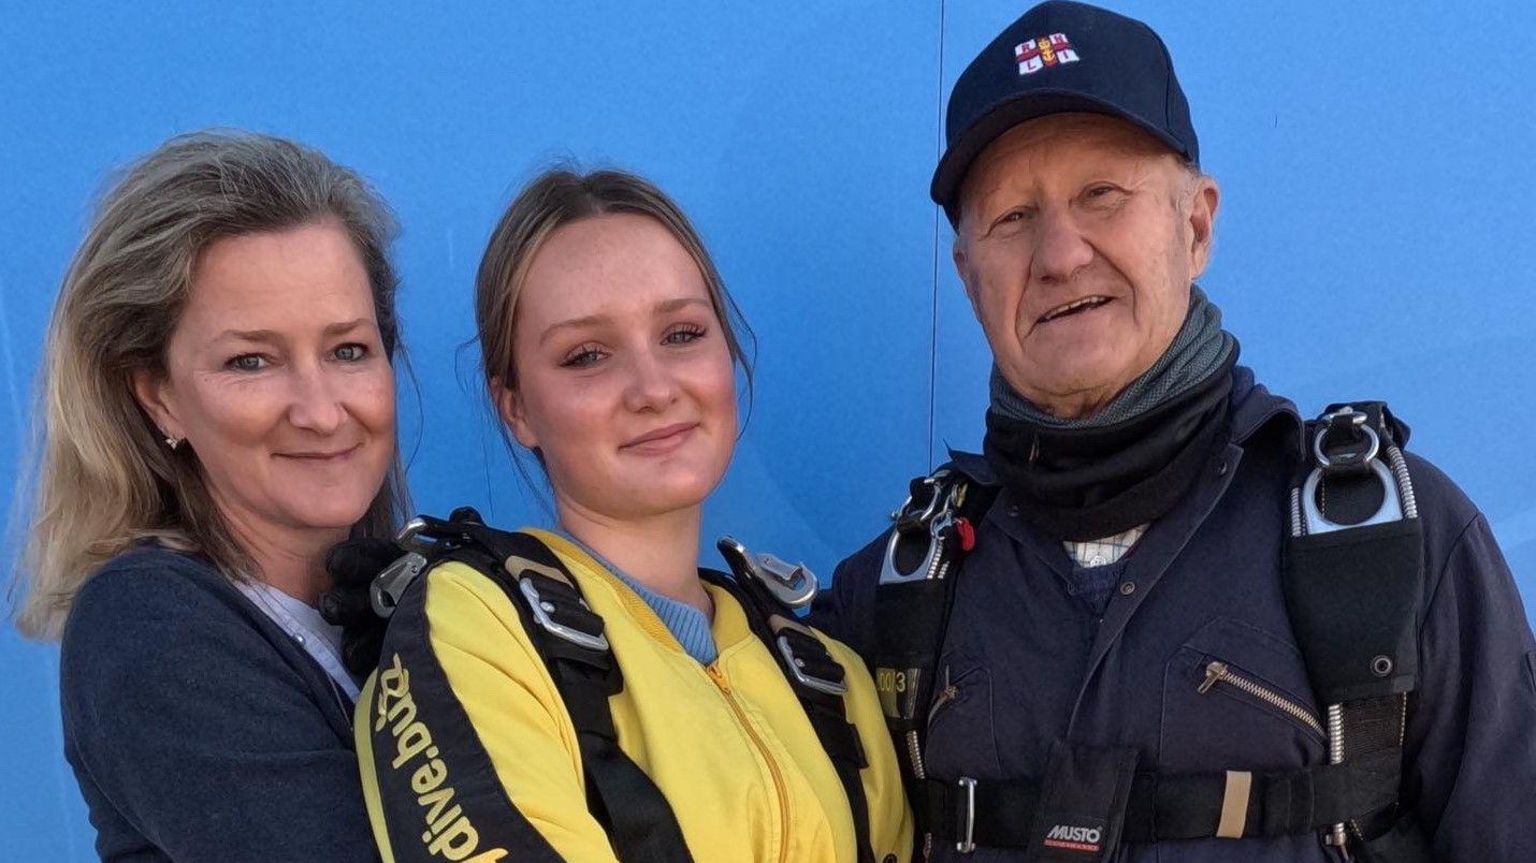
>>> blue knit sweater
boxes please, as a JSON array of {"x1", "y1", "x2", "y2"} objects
[{"x1": 58, "y1": 546, "x2": 378, "y2": 862}]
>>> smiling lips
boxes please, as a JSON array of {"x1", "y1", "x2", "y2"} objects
[
  {"x1": 1038, "y1": 295, "x2": 1112, "y2": 324},
  {"x1": 276, "y1": 444, "x2": 361, "y2": 462},
  {"x1": 620, "y1": 422, "x2": 698, "y2": 455}
]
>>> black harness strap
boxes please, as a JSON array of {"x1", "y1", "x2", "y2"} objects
[
  {"x1": 870, "y1": 467, "x2": 999, "y2": 791},
  {"x1": 1284, "y1": 403, "x2": 1431, "y2": 861},
  {"x1": 875, "y1": 406, "x2": 1432, "y2": 858},
  {"x1": 396, "y1": 512, "x2": 881, "y2": 863},
  {"x1": 703, "y1": 568, "x2": 878, "y2": 863},
  {"x1": 916, "y1": 748, "x2": 1403, "y2": 848},
  {"x1": 414, "y1": 518, "x2": 693, "y2": 863}
]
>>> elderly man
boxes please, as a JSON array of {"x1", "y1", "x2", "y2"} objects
[{"x1": 812, "y1": 2, "x2": 1536, "y2": 861}]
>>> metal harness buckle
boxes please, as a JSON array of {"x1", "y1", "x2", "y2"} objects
[
  {"x1": 369, "y1": 551, "x2": 428, "y2": 618},
  {"x1": 718, "y1": 536, "x2": 818, "y2": 609},
  {"x1": 774, "y1": 631, "x2": 849, "y2": 697},
  {"x1": 1314, "y1": 406, "x2": 1379, "y2": 471},
  {"x1": 880, "y1": 471, "x2": 964, "y2": 585},
  {"x1": 394, "y1": 513, "x2": 611, "y2": 652},
  {"x1": 517, "y1": 575, "x2": 611, "y2": 652},
  {"x1": 955, "y1": 776, "x2": 977, "y2": 853},
  {"x1": 1299, "y1": 406, "x2": 1405, "y2": 535},
  {"x1": 367, "y1": 516, "x2": 438, "y2": 618}
]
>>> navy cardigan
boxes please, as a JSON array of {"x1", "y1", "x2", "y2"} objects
[{"x1": 59, "y1": 547, "x2": 379, "y2": 862}]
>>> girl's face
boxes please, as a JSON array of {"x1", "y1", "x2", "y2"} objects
[{"x1": 498, "y1": 213, "x2": 737, "y2": 523}]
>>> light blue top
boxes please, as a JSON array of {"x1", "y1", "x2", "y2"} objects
[
  {"x1": 558, "y1": 530, "x2": 718, "y2": 665},
  {"x1": 234, "y1": 579, "x2": 360, "y2": 700}
]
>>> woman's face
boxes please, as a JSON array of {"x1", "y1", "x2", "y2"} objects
[
  {"x1": 499, "y1": 213, "x2": 737, "y2": 523},
  {"x1": 135, "y1": 219, "x2": 396, "y2": 544}
]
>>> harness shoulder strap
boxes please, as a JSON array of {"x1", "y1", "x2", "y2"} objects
[
  {"x1": 394, "y1": 510, "x2": 693, "y2": 863},
  {"x1": 709, "y1": 539, "x2": 877, "y2": 863},
  {"x1": 870, "y1": 463, "x2": 998, "y2": 780},
  {"x1": 1283, "y1": 402, "x2": 1433, "y2": 861},
  {"x1": 863, "y1": 464, "x2": 997, "y2": 856}
]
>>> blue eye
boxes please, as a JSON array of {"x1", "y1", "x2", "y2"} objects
[
  {"x1": 334, "y1": 343, "x2": 369, "y2": 362},
  {"x1": 1083, "y1": 184, "x2": 1125, "y2": 205},
  {"x1": 226, "y1": 354, "x2": 267, "y2": 372},
  {"x1": 560, "y1": 345, "x2": 607, "y2": 368},
  {"x1": 663, "y1": 324, "x2": 707, "y2": 345},
  {"x1": 990, "y1": 208, "x2": 1033, "y2": 232}
]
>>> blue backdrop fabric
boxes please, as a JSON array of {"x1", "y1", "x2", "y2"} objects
[{"x1": 2, "y1": 3, "x2": 1532, "y2": 858}]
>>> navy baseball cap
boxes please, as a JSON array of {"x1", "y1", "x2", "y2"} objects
[{"x1": 931, "y1": 1, "x2": 1198, "y2": 223}]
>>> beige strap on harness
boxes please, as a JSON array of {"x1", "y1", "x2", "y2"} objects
[{"x1": 1217, "y1": 770, "x2": 1253, "y2": 839}]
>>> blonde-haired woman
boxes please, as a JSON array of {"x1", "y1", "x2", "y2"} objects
[
  {"x1": 352, "y1": 169, "x2": 912, "y2": 863},
  {"x1": 15, "y1": 130, "x2": 404, "y2": 862}
]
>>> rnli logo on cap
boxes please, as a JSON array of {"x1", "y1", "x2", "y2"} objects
[{"x1": 1015, "y1": 33, "x2": 1078, "y2": 75}]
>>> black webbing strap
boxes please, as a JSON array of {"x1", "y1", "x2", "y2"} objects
[
  {"x1": 1282, "y1": 403, "x2": 1432, "y2": 859},
  {"x1": 454, "y1": 527, "x2": 694, "y2": 863},
  {"x1": 872, "y1": 468, "x2": 999, "y2": 772},
  {"x1": 917, "y1": 748, "x2": 1403, "y2": 850},
  {"x1": 703, "y1": 569, "x2": 877, "y2": 863},
  {"x1": 1287, "y1": 402, "x2": 1422, "y2": 706}
]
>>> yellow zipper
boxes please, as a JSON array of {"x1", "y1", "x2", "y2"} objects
[{"x1": 707, "y1": 663, "x2": 791, "y2": 863}]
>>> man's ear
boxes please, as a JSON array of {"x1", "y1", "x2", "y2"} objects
[
  {"x1": 492, "y1": 377, "x2": 539, "y2": 449},
  {"x1": 1186, "y1": 174, "x2": 1220, "y2": 279},
  {"x1": 952, "y1": 235, "x2": 983, "y2": 322},
  {"x1": 131, "y1": 368, "x2": 182, "y2": 443}
]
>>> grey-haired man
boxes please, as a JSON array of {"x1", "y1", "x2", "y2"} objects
[{"x1": 814, "y1": 3, "x2": 1536, "y2": 861}]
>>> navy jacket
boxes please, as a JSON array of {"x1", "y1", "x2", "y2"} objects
[
  {"x1": 59, "y1": 547, "x2": 379, "y2": 862},
  {"x1": 813, "y1": 367, "x2": 1536, "y2": 862}
]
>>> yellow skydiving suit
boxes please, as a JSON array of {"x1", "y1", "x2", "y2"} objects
[{"x1": 355, "y1": 528, "x2": 913, "y2": 863}]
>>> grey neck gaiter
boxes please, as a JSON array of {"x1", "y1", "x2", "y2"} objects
[{"x1": 990, "y1": 285, "x2": 1238, "y2": 429}]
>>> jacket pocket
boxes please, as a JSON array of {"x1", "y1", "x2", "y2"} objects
[
  {"x1": 1160, "y1": 616, "x2": 1329, "y2": 771},
  {"x1": 1196, "y1": 659, "x2": 1326, "y2": 741},
  {"x1": 919, "y1": 659, "x2": 1003, "y2": 782}
]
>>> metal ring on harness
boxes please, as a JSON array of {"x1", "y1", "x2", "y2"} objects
[
  {"x1": 1313, "y1": 422, "x2": 1380, "y2": 470},
  {"x1": 880, "y1": 476, "x2": 961, "y2": 585},
  {"x1": 878, "y1": 511, "x2": 954, "y2": 585},
  {"x1": 892, "y1": 473, "x2": 949, "y2": 529},
  {"x1": 1300, "y1": 457, "x2": 1404, "y2": 535}
]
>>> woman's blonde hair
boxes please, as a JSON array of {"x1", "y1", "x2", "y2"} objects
[
  {"x1": 13, "y1": 130, "x2": 409, "y2": 640},
  {"x1": 474, "y1": 168, "x2": 755, "y2": 464}
]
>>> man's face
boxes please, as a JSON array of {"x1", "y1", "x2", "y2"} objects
[{"x1": 953, "y1": 113, "x2": 1219, "y2": 419}]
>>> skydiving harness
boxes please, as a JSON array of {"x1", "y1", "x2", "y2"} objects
[
  {"x1": 370, "y1": 508, "x2": 876, "y2": 863},
  {"x1": 875, "y1": 404, "x2": 1433, "y2": 862}
]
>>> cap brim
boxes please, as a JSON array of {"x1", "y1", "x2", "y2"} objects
[{"x1": 930, "y1": 90, "x2": 1193, "y2": 217}]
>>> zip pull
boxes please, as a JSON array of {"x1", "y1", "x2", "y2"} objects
[
  {"x1": 706, "y1": 664, "x2": 731, "y2": 693},
  {"x1": 926, "y1": 665, "x2": 960, "y2": 727},
  {"x1": 1198, "y1": 660, "x2": 1229, "y2": 694},
  {"x1": 1196, "y1": 659, "x2": 1327, "y2": 740}
]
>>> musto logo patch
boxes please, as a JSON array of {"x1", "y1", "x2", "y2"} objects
[
  {"x1": 1043, "y1": 822, "x2": 1103, "y2": 854},
  {"x1": 376, "y1": 653, "x2": 509, "y2": 862}
]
